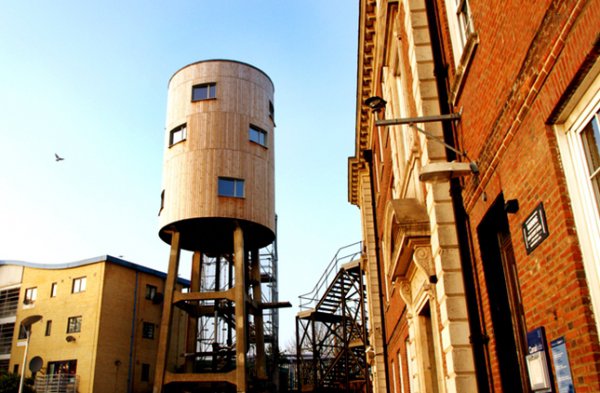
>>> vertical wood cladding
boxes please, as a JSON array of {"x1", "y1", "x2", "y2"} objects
[{"x1": 159, "y1": 60, "x2": 275, "y2": 252}]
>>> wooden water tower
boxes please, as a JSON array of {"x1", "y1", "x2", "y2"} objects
[{"x1": 154, "y1": 60, "x2": 282, "y2": 393}]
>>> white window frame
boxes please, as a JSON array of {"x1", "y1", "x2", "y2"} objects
[
  {"x1": 72, "y1": 277, "x2": 87, "y2": 294},
  {"x1": 554, "y1": 69, "x2": 600, "y2": 333},
  {"x1": 24, "y1": 287, "x2": 37, "y2": 305},
  {"x1": 445, "y1": 0, "x2": 474, "y2": 67},
  {"x1": 169, "y1": 124, "x2": 187, "y2": 146}
]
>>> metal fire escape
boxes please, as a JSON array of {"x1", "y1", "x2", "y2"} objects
[{"x1": 295, "y1": 242, "x2": 370, "y2": 393}]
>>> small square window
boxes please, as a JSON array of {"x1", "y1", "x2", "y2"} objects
[
  {"x1": 145, "y1": 285, "x2": 157, "y2": 301},
  {"x1": 142, "y1": 322, "x2": 155, "y2": 339},
  {"x1": 218, "y1": 177, "x2": 245, "y2": 198},
  {"x1": 45, "y1": 320, "x2": 52, "y2": 336},
  {"x1": 51, "y1": 283, "x2": 58, "y2": 298},
  {"x1": 249, "y1": 125, "x2": 267, "y2": 147},
  {"x1": 67, "y1": 316, "x2": 82, "y2": 333},
  {"x1": 24, "y1": 287, "x2": 37, "y2": 305},
  {"x1": 192, "y1": 83, "x2": 216, "y2": 101},
  {"x1": 169, "y1": 124, "x2": 187, "y2": 146},
  {"x1": 72, "y1": 277, "x2": 86, "y2": 293}
]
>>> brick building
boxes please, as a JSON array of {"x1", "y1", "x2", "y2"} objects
[
  {"x1": 0, "y1": 256, "x2": 188, "y2": 393},
  {"x1": 351, "y1": 0, "x2": 600, "y2": 392}
]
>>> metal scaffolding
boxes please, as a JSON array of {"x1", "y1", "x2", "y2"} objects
[{"x1": 295, "y1": 243, "x2": 370, "y2": 393}]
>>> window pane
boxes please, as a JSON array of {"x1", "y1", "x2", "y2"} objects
[
  {"x1": 192, "y1": 83, "x2": 216, "y2": 101},
  {"x1": 249, "y1": 125, "x2": 267, "y2": 147},
  {"x1": 192, "y1": 85, "x2": 207, "y2": 101},
  {"x1": 170, "y1": 125, "x2": 186, "y2": 146},
  {"x1": 218, "y1": 177, "x2": 244, "y2": 198},
  {"x1": 67, "y1": 316, "x2": 82, "y2": 333},
  {"x1": 581, "y1": 113, "x2": 600, "y2": 175},
  {"x1": 218, "y1": 178, "x2": 235, "y2": 196}
]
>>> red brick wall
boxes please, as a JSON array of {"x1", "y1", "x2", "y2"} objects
[{"x1": 435, "y1": 0, "x2": 600, "y2": 391}]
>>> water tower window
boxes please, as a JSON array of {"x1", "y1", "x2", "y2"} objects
[
  {"x1": 169, "y1": 124, "x2": 187, "y2": 146},
  {"x1": 269, "y1": 100, "x2": 275, "y2": 120},
  {"x1": 218, "y1": 177, "x2": 245, "y2": 198},
  {"x1": 249, "y1": 125, "x2": 267, "y2": 147},
  {"x1": 192, "y1": 82, "x2": 216, "y2": 101}
]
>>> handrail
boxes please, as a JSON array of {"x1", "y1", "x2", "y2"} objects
[{"x1": 298, "y1": 241, "x2": 362, "y2": 310}]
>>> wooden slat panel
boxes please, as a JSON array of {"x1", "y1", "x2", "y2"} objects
[{"x1": 160, "y1": 60, "x2": 275, "y2": 251}]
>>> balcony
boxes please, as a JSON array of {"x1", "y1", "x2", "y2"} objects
[
  {"x1": 0, "y1": 288, "x2": 20, "y2": 318},
  {"x1": 34, "y1": 374, "x2": 79, "y2": 393}
]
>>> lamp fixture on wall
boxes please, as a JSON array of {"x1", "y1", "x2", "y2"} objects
[{"x1": 365, "y1": 96, "x2": 479, "y2": 182}]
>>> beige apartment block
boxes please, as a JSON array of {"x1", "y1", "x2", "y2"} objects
[{"x1": 0, "y1": 256, "x2": 187, "y2": 393}]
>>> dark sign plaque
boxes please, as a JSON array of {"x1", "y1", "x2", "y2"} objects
[
  {"x1": 551, "y1": 337, "x2": 575, "y2": 393},
  {"x1": 522, "y1": 202, "x2": 549, "y2": 254}
]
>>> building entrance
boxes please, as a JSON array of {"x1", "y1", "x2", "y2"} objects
[{"x1": 477, "y1": 194, "x2": 528, "y2": 392}]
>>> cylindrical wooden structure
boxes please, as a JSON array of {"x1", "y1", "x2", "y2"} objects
[{"x1": 159, "y1": 60, "x2": 275, "y2": 253}]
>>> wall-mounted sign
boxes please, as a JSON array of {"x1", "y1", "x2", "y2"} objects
[
  {"x1": 551, "y1": 337, "x2": 575, "y2": 393},
  {"x1": 526, "y1": 327, "x2": 553, "y2": 393},
  {"x1": 522, "y1": 202, "x2": 550, "y2": 254}
]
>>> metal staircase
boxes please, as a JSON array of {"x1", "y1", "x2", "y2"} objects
[{"x1": 295, "y1": 243, "x2": 370, "y2": 392}]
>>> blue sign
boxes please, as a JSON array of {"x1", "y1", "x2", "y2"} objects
[{"x1": 551, "y1": 337, "x2": 575, "y2": 393}]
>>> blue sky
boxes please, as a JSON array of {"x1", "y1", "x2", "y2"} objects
[{"x1": 0, "y1": 1, "x2": 360, "y2": 345}]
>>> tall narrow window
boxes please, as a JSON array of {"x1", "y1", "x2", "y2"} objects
[
  {"x1": 141, "y1": 363, "x2": 150, "y2": 382},
  {"x1": 218, "y1": 177, "x2": 245, "y2": 198},
  {"x1": 145, "y1": 285, "x2": 157, "y2": 301},
  {"x1": 192, "y1": 82, "x2": 216, "y2": 101},
  {"x1": 142, "y1": 322, "x2": 155, "y2": 339},
  {"x1": 158, "y1": 190, "x2": 165, "y2": 216},
  {"x1": 555, "y1": 76, "x2": 600, "y2": 332},
  {"x1": 24, "y1": 287, "x2": 37, "y2": 305},
  {"x1": 50, "y1": 282, "x2": 58, "y2": 298},
  {"x1": 72, "y1": 277, "x2": 86, "y2": 293},
  {"x1": 581, "y1": 110, "x2": 600, "y2": 211},
  {"x1": 169, "y1": 124, "x2": 187, "y2": 146},
  {"x1": 67, "y1": 316, "x2": 82, "y2": 333},
  {"x1": 45, "y1": 320, "x2": 52, "y2": 336},
  {"x1": 445, "y1": 0, "x2": 476, "y2": 69},
  {"x1": 269, "y1": 100, "x2": 275, "y2": 120},
  {"x1": 249, "y1": 125, "x2": 267, "y2": 147}
]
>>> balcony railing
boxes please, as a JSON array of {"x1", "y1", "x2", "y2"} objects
[
  {"x1": 34, "y1": 374, "x2": 79, "y2": 393},
  {"x1": 0, "y1": 288, "x2": 20, "y2": 318},
  {"x1": 298, "y1": 241, "x2": 362, "y2": 310}
]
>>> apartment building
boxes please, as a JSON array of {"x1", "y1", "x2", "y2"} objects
[
  {"x1": 0, "y1": 256, "x2": 188, "y2": 393},
  {"x1": 351, "y1": 0, "x2": 599, "y2": 392}
]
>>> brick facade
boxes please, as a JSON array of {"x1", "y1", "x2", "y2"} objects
[{"x1": 352, "y1": 0, "x2": 600, "y2": 392}]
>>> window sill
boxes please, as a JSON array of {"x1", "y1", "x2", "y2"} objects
[
  {"x1": 168, "y1": 139, "x2": 186, "y2": 149},
  {"x1": 449, "y1": 32, "x2": 479, "y2": 105}
]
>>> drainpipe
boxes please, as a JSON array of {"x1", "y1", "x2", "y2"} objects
[
  {"x1": 127, "y1": 271, "x2": 139, "y2": 392},
  {"x1": 424, "y1": 1, "x2": 491, "y2": 391},
  {"x1": 363, "y1": 149, "x2": 391, "y2": 393}
]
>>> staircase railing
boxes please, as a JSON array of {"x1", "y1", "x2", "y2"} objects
[{"x1": 298, "y1": 241, "x2": 362, "y2": 310}]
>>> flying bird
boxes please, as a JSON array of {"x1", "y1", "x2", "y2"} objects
[{"x1": 55, "y1": 153, "x2": 64, "y2": 162}]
